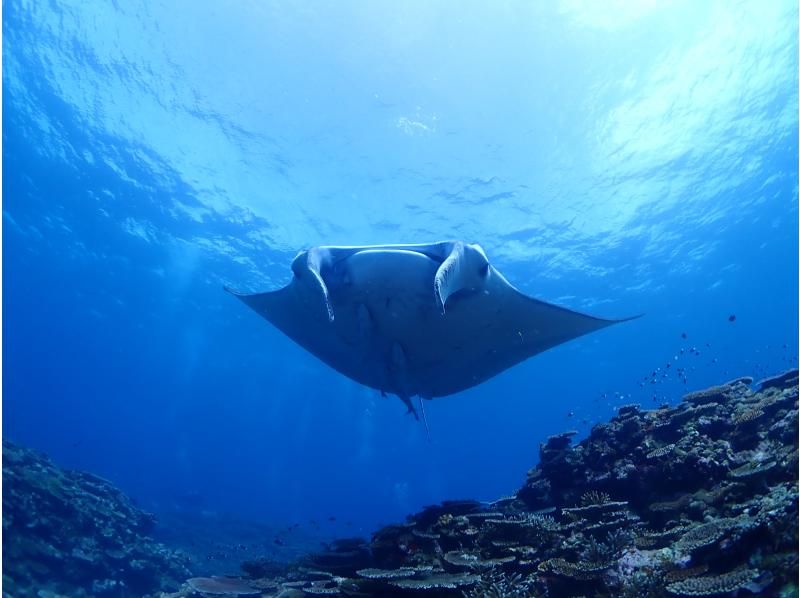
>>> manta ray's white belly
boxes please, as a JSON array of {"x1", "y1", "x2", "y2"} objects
[{"x1": 336, "y1": 249, "x2": 439, "y2": 316}]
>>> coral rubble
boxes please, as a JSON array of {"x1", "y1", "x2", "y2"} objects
[
  {"x1": 188, "y1": 370, "x2": 797, "y2": 597},
  {"x1": 2, "y1": 441, "x2": 190, "y2": 597}
]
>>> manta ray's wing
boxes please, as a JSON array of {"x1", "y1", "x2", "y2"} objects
[
  {"x1": 485, "y1": 269, "x2": 638, "y2": 354},
  {"x1": 367, "y1": 266, "x2": 639, "y2": 397},
  {"x1": 224, "y1": 277, "x2": 395, "y2": 394},
  {"x1": 225, "y1": 282, "x2": 331, "y2": 349},
  {"x1": 224, "y1": 276, "x2": 358, "y2": 368}
]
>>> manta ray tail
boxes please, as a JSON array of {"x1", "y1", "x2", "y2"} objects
[{"x1": 419, "y1": 397, "x2": 431, "y2": 442}]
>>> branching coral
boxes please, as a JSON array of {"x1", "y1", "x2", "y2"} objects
[
  {"x1": 462, "y1": 571, "x2": 539, "y2": 598},
  {"x1": 581, "y1": 490, "x2": 611, "y2": 506}
]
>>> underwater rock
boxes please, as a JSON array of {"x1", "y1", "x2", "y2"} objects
[
  {"x1": 217, "y1": 369, "x2": 797, "y2": 597},
  {"x1": 2, "y1": 440, "x2": 190, "y2": 597}
]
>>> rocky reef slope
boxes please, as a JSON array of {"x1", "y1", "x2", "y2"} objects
[
  {"x1": 2, "y1": 441, "x2": 190, "y2": 597},
  {"x1": 180, "y1": 370, "x2": 798, "y2": 597}
]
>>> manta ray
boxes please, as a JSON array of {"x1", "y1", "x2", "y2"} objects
[{"x1": 226, "y1": 241, "x2": 637, "y2": 418}]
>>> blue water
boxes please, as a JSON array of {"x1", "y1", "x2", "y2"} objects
[{"x1": 3, "y1": 0, "x2": 797, "y2": 544}]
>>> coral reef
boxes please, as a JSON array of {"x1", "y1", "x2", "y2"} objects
[
  {"x1": 2, "y1": 441, "x2": 190, "y2": 597},
  {"x1": 182, "y1": 370, "x2": 797, "y2": 597},
  {"x1": 4, "y1": 369, "x2": 797, "y2": 597}
]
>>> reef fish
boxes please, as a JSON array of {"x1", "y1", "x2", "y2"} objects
[{"x1": 226, "y1": 242, "x2": 637, "y2": 415}]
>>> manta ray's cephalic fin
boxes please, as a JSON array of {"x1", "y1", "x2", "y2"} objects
[
  {"x1": 434, "y1": 242, "x2": 491, "y2": 313},
  {"x1": 291, "y1": 247, "x2": 335, "y2": 322}
]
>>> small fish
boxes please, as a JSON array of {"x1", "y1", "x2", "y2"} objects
[
  {"x1": 681, "y1": 332, "x2": 687, "y2": 339},
  {"x1": 274, "y1": 538, "x2": 285, "y2": 546},
  {"x1": 728, "y1": 314, "x2": 736, "y2": 322}
]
